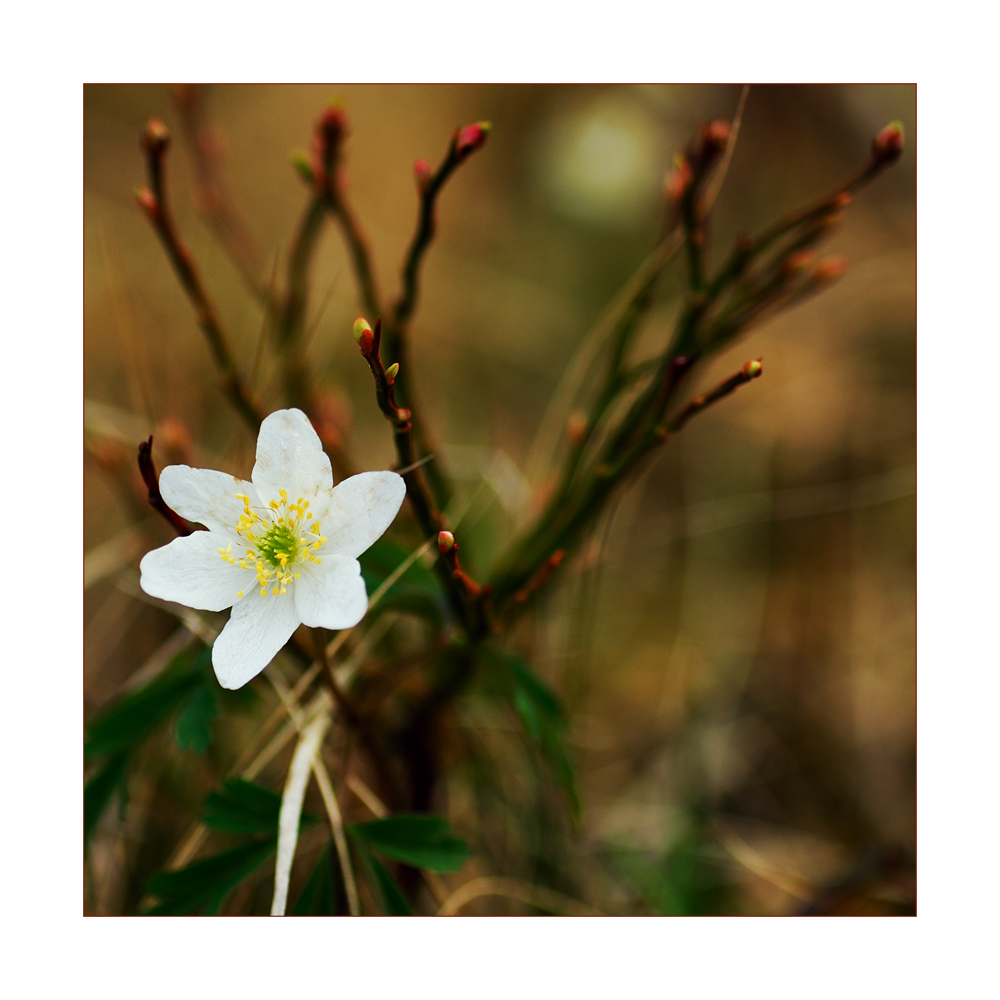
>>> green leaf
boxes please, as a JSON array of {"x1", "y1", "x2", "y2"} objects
[
  {"x1": 349, "y1": 814, "x2": 471, "y2": 873},
  {"x1": 355, "y1": 843, "x2": 413, "y2": 915},
  {"x1": 84, "y1": 646, "x2": 209, "y2": 760},
  {"x1": 481, "y1": 646, "x2": 581, "y2": 823},
  {"x1": 200, "y1": 777, "x2": 317, "y2": 837},
  {"x1": 84, "y1": 751, "x2": 129, "y2": 845},
  {"x1": 174, "y1": 679, "x2": 218, "y2": 755},
  {"x1": 292, "y1": 843, "x2": 341, "y2": 915},
  {"x1": 143, "y1": 839, "x2": 277, "y2": 915}
]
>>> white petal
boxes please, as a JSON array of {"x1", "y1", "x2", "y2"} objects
[
  {"x1": 159, "y1": 466, "x2": 261, "y2": 538},
  {"x1": 212, "y1": 589, "x2": 301, "y2": 689},
  {"x1": 316, "y1": 471, "x2": 406, "y2": 559},
  {"x1": 252, "y1": 408, "x2": 333, "y2": 506},
  {"x1": 293, "y1": 557, "x2": 369, "y2": 630},
  {"x1": 139, "y1": 532, "x2": 254, "y2": 612}
]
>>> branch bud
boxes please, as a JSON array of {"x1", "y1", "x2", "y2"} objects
[
  {"x1": 872, "y1": 121, "x2": 905, "y2": 164},
  {"x1": 317, "y1": 104, "x2": 347, "y2": 152},
  {"x1": 566, "y1": 411, "x2": 589, "y2": 446},
  {"x1": 438, "y1": 530, "x2": 456, "y2": 552},
  {"x1": 664, "y1": 154, "x2": 693, "y2": 203},
  {"x1": 133, "y1": 185, "x2": 158, "y2": 216},
  {"x1": 742, "y1": 358, "x2": 763, "y2": 379},
  {"x1": 691, "y1": 120, "x2": 730, "y2": 171},
  {"x1": 780, "y1": 249, "x2": 815, "y2": 279},
  {"x1": 384, "y1": 362, "x2": 399, "y2": 385},
  {"x1": 142, "y1": 118, "x2": 170, "y2": 156},
  {"x1": 814, "y1": 256, "x2": 847, "y2": 283},
  {"x1": 290, "y1": 150, "x2": 315, "y2": 186},
  {"x1": 413, "y1": 158, "x2": 433, "y2": 190},
  {"x1": 455, "y1": 121, "x2": 491, "y2": 160},
  {"x1": 354, "y1": 317, "x2": 375, "y2": 354},
  {"x1": 703, "y1": 120, "x2": 731, "y2": 156},
  {"x1": 312, "y1": 103, "x2": 348, "y2": 189}
]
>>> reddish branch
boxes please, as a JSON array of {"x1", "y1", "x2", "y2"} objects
[
  {"x1": 663, "y1": 358, "x2": 763, "y2": 435},
  {"x1": 134, "y1": 119, "x2": 262, "y2": 434},
  {"x1": 137, "y1": 436, "x2": 195, "y2": 537},
  {"x1": 170, "y1": 85, "x2": 269, "y2": 302},
  {"x1": 354, "y1": 317, "x2": 489, "y2": 635}
]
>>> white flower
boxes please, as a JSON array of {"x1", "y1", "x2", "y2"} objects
[{"x1": 140, "y1": 408, "x2": 406, "y2": 689}]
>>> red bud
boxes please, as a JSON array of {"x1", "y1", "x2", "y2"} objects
[
  {"x1": 357, "y1": 329, "x2": 375, "y2": 355},
  {"x1": 872, "y1": 121, "x2": 904, "y2": 164},
  {"x1": 664, "y1": 155, "x2": 693, "y2": 202},
  {"x1": 142, "y1": 118, "x2": 170, "y2": 155},
  {"x1": 317, "y1": 105, "x2": 347, "y2": 149},
  {"x1": 438, "y1": 530, "x2": 456, "y2": 552},
  {"x1": 704, "y1": 120, "x2": 731, "y2": 153},
  {"x1": 455, "y1": 121, "x2": 491, "y2": 159},
  {"x1": 413, "y1": 158, "x2": 433, "y2": 188},
  {"x1": 781, "y1": 250, "x2": 815, "y2": 279},
  {"x1": 815, "y1": 256, "x2": 847, "y2": 282},
  {"x1": 566, "y1": 411, "x2": 588, "y2": 446},
  {"x1": 133, "y1": 185, "x2": 158, "y2": 216},
  {"x1": 742, "y1": 358, "x2": 763, "y2": 379}
]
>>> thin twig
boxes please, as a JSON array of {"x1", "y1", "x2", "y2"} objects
[
  {"x1": 524, "y1": 85, "x2": 752, "y2": 488},
  {"x1": 134, "y1": 119, "x2": 262, "y2": 433},
  {"x1": 702, "y1": 85, "x2": 750, "y2": 212},
  {"x1": 355, "y1": 319, "x2": 486, "y2": 632},
  {"x1": 170, "y1": 85, "x2": 271, "y2": 303},
  {"x1": 664, "y1": 358, "x2": 763, "y2": 433},
  {"x1": 137, "y1": 437, "x2": 195, "y2": 536}
]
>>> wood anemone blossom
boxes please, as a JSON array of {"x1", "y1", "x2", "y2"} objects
[{"x1": 139, "y1": 408, "x2": 405, "y2": 689}]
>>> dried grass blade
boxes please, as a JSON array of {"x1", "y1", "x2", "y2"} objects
[{"x1": 271, "y1": 709, "x2": 331, "y2": 916}]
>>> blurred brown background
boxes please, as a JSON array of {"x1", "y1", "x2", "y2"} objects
[{"x1": 85, "y1": 84, "x2": 915, "y2": 914}]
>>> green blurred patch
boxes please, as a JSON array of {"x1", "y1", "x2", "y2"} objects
[
  {"x1": 479, "y1": 645, "x2": 581, "y2": 825},
  {"x1": 608, "y1": 817, "x2": 732, "y2": 915},
  {"x1": 359, "y1": 538, "x2": 446, "y2": 629},
  {"x1": 353, "y1": 843, "x2": 413, "y2": 916}
]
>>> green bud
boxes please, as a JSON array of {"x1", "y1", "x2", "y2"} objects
[
  {"x1": 290, "y1": 150, "x2": 314, "y2": 185},
  {"x1": 353, "y1": 317, "x2": 372, "y2": 342}
]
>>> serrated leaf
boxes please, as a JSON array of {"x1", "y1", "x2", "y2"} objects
[
  {"x1": 349, "y1": 814, "x2": 471, "y2": 873},
  {"x1": 84, "y1": 646, "x2": 209, "y2": 760},
  {"x1": 355, "y1": 843, "x2": 413, "y2": 915},
  {"x1": 292, "y1": 843, "x2": 341, "y2": 915},
  {"x1": 200, "y1": 777, "x2": 317, "y2": 837},
  {"x1": 175, "y1": 679, "x2": 218, "y2": 755},
  {"x1": 84, "y1": 751, "x2": 129, "y2": 845},
  {"x1": 143, "y1": 839, "x2": 277, "y2": 915}
]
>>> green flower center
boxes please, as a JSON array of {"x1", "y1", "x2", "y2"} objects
[
  {"x1": 257, "y1": 522, "x2": 301, "y2": 568},
  {"x1": 224, "y1": 489, "x2": 330, "y2": 599}
]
